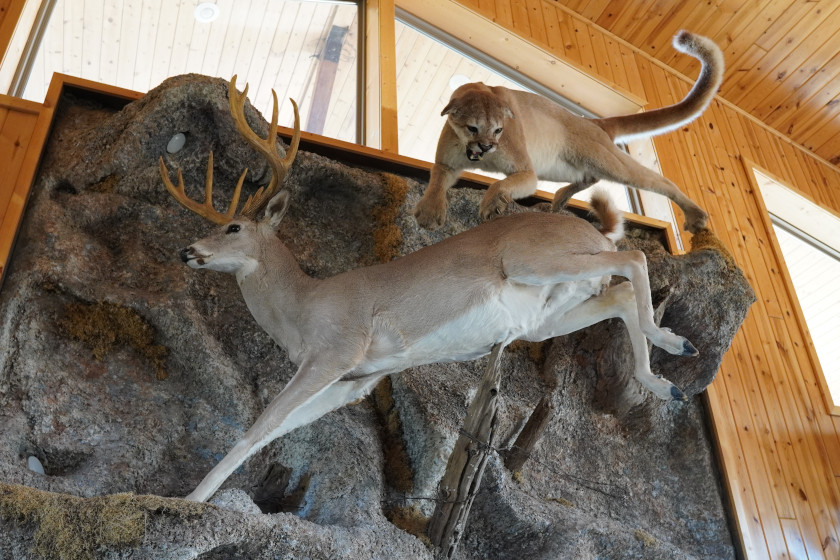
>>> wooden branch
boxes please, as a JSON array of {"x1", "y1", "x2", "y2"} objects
[
  {"x1": 428, "y1": 343, "x2": 505, "y2": 558},
  {"x1": 504, "y1": 395, "x2": 554, "y2": 473}
]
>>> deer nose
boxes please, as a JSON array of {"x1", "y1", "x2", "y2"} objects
[{"x1": 179, "y1": 247, "x2": 194, "y2": 262}]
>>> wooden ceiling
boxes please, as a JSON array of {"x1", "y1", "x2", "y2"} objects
[{"x1": 551, "y1": 0, "x2": 840, "y2": 166}]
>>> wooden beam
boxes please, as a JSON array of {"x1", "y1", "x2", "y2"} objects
[
  {"x1": 0, "y1": 93, "x2": 52, "y2": 288},
  {"x1": 364, "y1": 0, "x2": 398, "y2": 152},
  {"x1": 503, "y1": 395, "x2": 553, "y2": 473},
  {"x1": 307, "y1": 24, "x2": 350, "y2": 135},
  {"x1": 395, "y1": 0, "x2": 645, "y2": 117}
]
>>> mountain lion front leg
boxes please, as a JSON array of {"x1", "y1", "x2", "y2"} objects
[
  {"x1": 479, "y1": 169, "x2": 538, "y2": 220},
  {"x1": 414, "y1": 162, "x2": 461, "y2": 230}
]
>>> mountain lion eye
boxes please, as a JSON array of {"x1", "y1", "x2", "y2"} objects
[
  {"x1": 467, "y1": 125, "x2": 478, "y2": 134},
  {"x1": 494, "y1": 127, "x2": 503, "y2": 134},
  {"x1": 226, "y1": 224, "x2": 241, "y2": 234}
]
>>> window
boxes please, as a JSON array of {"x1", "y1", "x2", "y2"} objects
[
  {"x1": 5, "y1": 0, "x2": 684, "y2": 242},
  {"x1": 12, "y1": 0, "x2": 360, "y2": 143},
  {"x1": 754, "y1": 168, "x2": 840, "y2": 408}
]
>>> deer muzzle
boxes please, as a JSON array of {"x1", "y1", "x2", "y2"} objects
[{"x1": 180, "y1": 246, "x2": 207, "y2": 266}]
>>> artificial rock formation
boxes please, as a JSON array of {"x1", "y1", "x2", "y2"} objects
[{"x1": 0, "y1": 75, "x2": 754, "y2": 559}]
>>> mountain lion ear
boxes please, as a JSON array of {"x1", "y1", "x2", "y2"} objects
[
  {"x1": 441, "y1": 100, "x2": 457, "y2": 117},
  {"x1": 504, "y1": 106, "x2": 514, "y2": 119}
]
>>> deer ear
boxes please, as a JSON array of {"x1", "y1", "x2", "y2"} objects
[{"x1": 264, "y1": 190, "x2": 290, "y2": 230}]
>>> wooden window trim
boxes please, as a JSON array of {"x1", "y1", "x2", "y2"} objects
[
  {"x1": 393, "y1": 0, "x2": 646, "y2": 117},
  {"x1": 0, "y1": 0, "x2": 46, "y2": 95},
  {"x1": 364, "y1": 0, "x2": 398, "y2": 152},
  {"x1": 743, "y1": 157, "x2": 840, "y2": 416}
]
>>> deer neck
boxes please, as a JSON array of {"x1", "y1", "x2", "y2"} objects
[{"x1": 235, "y1": 230, "x2": 316, "y2": 362}]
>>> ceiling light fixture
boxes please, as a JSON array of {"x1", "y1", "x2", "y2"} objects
[
  {"x1": 449, "y1": 74, "x2": 471, "y2": 91},
  {"x1": 194, "y1": 3, "x2": 220, "y2": 23}
]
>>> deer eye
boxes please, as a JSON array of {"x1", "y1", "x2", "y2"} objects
[
  {"x1": 494, "y1": 127, "x2": 503, "y2": 135},
  {"x1": 467, "y1": 125, "x2": 478, "y2": 134},
  {"x1": 226, "y1": 224, "x2": 241, "y2": 234}
]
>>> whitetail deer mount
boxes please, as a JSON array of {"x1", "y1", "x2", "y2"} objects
[{"x1": 160, "y1": 77, "x2": 698, "y2": 503}]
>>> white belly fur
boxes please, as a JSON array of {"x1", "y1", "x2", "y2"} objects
[
  {"x1": 357, "y1": 278, "x2": 604, "y2": 375},
  {"x1": 530, "y1": 152, "x2": 587, "y2": 183}
]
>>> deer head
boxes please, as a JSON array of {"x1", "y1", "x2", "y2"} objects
[{"x1": 159, "y1": 76, "x2": 301, "y2": 274}]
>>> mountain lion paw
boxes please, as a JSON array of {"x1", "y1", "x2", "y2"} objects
[
  {"x1": 479, "y1": 192, "x2": 510, "y2": 221},
  {"x1": 413, "y1": 196, "x2": 447, "y2": 230}
]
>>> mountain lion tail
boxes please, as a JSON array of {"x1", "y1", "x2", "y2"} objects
[
  {"x1": 589, "y1": 189, "x2": 624, "y2": 244},
  {"x1": 595, "y1": 31, "x2": 724, "y2": 143}
]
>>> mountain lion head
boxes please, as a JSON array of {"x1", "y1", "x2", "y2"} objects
[{"x1": 442, "y1": 84, "x2": 514, "y2": 162}]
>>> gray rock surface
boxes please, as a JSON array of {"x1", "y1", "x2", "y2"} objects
[{"x1": 0, "y1": 75, "x2": 753, "y2": 559}]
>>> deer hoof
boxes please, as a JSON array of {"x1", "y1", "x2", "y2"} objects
[
  {"x1": 682, "y1": 340, "x2": 699, "y2": 356},
  {"x1": 670, "y1": 386, "x2": 687, "y2": 401}
]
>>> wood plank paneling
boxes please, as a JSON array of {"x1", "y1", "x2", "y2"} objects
[
  {"x1": 548, "y1": 0, "x2": 840, "y2": 168},
  {"x1": 19, "y1": 0, "x2": 360, "y2": 144},
  {"x1": 0, "y1": 94, "x2": 51, "y2": 284},
  {"x1": 459, "y1": 1, "x2": 840, "y2": 558}
]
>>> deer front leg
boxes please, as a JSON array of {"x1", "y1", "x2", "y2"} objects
[
  {"x1": 479, "y1": 169, "x2": 538, "y2": 220},
  {"x1": 414, "y1": 163, "x2": 461, "y2": 230},
  {"x1": 186, "y1": 365, "x2": 382, "y2": 502}
]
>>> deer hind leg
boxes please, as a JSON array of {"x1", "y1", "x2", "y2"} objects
[
  {"x1": 186, "y1": 365, "x2": 386, "y2": 502},
  {"x1": 504, "y1": 249, "x2": 697, "y2": 357},
  {"x1": 530, "y1": 282, "x2": 684, "y2": 400},
  {"x1": 600, "y1": 282, "x2": 686, "y2": 400},
  {"x1": 551, "y1": 178, "x2": 597, "y2": 212}
]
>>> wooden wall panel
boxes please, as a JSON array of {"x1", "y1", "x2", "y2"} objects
[
  {"x1": 463, "y1": 1, "x2": 840, "y2": 558},
  {"x1": 0, "y1": 0, "x2": 21, "y2": 61},
  {"x1": 0, "y1": 94, "x2": 50, "y2": 284}
]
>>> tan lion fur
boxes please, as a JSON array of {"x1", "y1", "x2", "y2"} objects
[{"x1": 413, "y1": 31, "x2": 724, "y2": 234}]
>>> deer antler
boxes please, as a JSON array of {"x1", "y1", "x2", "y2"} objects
[
  {"x1": 228, "y1": 75, "x2": 301, "y2": 220},
  {"x1": 159, "y1": 76, "x2": 301, "y2": 224},
  {"x1": 159, "y1": 153, "x2": 248, "y2": 225}
]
